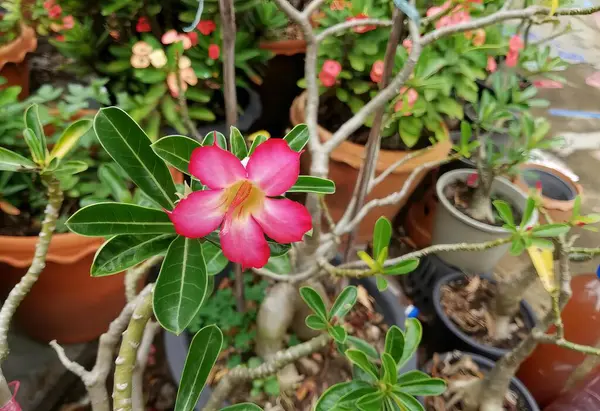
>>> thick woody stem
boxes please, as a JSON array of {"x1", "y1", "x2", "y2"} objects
[
  {"x1": 132, "y1": 321, "x2": 160, "y2": 410},
  {"x1": 219, "y1": 0, "x2": 238, "y2": 129},
  {"x1": 203, "y1": 334, "x2": 330, "y2": 411},
  {"x1": 113, "y1": 286, "x2": 154, "y2": 411},
  {"x1": 125, "y1": 256, "x2": 163, "y2": 303}
]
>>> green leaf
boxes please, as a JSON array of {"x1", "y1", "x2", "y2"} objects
[
  {"x1": 264, "y1": 254, "x2": 291, "y2": 274},
  {"x1": 305, "y1": 314, "x2": 328, "y2": 330},
  {"x1": 329, "y1": 286, "x2": 358, "y2": 321},
  {"x1": 493, "y1": 200, "x2": 514, "y2": 226},
  {"x1": 0, "y1": 147, "x2": 37, "y2": 171},
  {"x1": 230, "y1": 126, "x2": 248, "y2": 160},
  {"x1": 373, "y1": 217, "x2": 392, "y2": 262},
  {"x1": 300, "y1": 286, "x2": 328, "y2": 320},
  {"x1": 573, "y1": 196, "x2": 581, "y2": 218},
  {"x1": 175, "y1": 325, "x2": 223, "y2": 411},
  {"x1": 521, "y1": 197, "x2": 536, "y2": 228},
  {"x1": 98, "y1": 164, "x2": 132, "y2": 203},
  {"x1": 283, "y1": 124, "x2": 309, "y2": 152},
  {"x1": 395, "y1": 377, "x2": 446, "y2": 396},
  {"x1": 202, "y1": 131, "x2": 227, "y2": 150},
  {"x1": 529, "y1": 237, "x2": 554, "y2": 249},
  {"x1": 94, "y1": 107, "x2": 177, "y2": 210},
  {"x1": 531, "y1": 223, "x2": 570, "y2": 238},
  {"x1": 392, "y1": 392, "x2": 425, "y2": 411},
  {"x1": 91, "y1": 234, "x2": 174, "y2": 276},
  {"x1": 329, "y1": 325, "x2": 347, "y2": 343},
  {"x1": 287, "y1": 176, "x2": 336, "y2": 194},
  {"x1": 397, "y1": 370, "x2": 431, "y2": 385},
  {"x1": 66, "y1": 203, "x2": 175, "y2": 236},
  {"x1": 50, "y1": 119, "x2": 93, "y2": 160},
  {"x1": 151, "y1": 135, "x2": 202, "y2": 175},
  {"x1": 154, "y1": 236, "x2": 208, "y2": 334},
  {"x1": 24, "y1": 104, "x2": 47, "y2": 162},
  {"x1": 51, "y1": 160, "x2": 88, "y2": 176},
  {"x1": 345, "y1": 349, "x2": 379, "y2": 380},
  {"x1": 510, "y1": 238, "x2": 526, "y2": 256},
  {"x1": 381, "y1": 353, "x2": 398, "y2": 385},
  {"x1": 384, "y1": 325, "x2": 405, "y2": 365},
  {"x1": 220, "y1": 404, "x2": 263, "y2": 411},
  {"x1": 202, "y1": 241, "x2": 228, "y2": 276},
  {"x1": 398, "y1": 319, "x2": 422, "y2": 369},
  {"x1": 460, "y1": 121, "x2": 472, "y2": 149},
  {"x1": 315, "y1": 381, "x2": 373, "y2": 411},
  {"x1": 383, "y1": 259, "x2": 419, "y2": 276},
  {"x1": 376, "y1": 276, "x2": 388, "y2": 291},
  {"x1": 248, "y1": 135, "x2": 268, "y2": 155},
  {"x1": 356, "y1": 391, "x2": 385, "y2": 411},
  {"x1": 347, "y1": 336, "x2": 378, "y2": 359},
  {"x1": 23, "y1": 128, "x2": 46, "y2": 165}
]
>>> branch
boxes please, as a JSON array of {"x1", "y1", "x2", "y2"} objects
[
  {"x1": 113, "y1": 285, "x2": 154, "y2": 411},
  {"x1": 203, "y1": 334, "x2": 330, "y2": 411},
  {"x1": 125, "y1": 255, "x2": 162, "y2": 303},
  {"x1": 315, "y1": 19, "x2": 393, "y2": 42},
  {"x1": 219, "y1": 0, "x2": 238, "y2": 129},
  {"x1": 175, "y1": 58, "x2": 201, "y2": 141},
  {"x1": 369, "y1": 147, "x2": 432, "y2": 190},
  {"x1": 302, "y1": 0, "x2": 326, "y2": 18},
  {"x1": 132, "y1": 320, "x2": 160, "y2": 410},
  {"x1": 252, "y1": 266, "x2": 320, "y2": 283},
  {"x1": 568, "y1": 246, "x2": 600, "y2": 262},
  {"x1": 533, "y1": 330, "x2": 600, "y2": 356}
]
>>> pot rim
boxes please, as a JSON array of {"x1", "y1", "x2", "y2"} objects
[
  {"x1": 436, "y1": 168, "x2": 538, "y2": 234},
  {"x1": 432, "y1": 272, "x2": 537, "y2": 360},
  {"x1": 516, "y1": 163, "x2": 583, "y2": 211},
  {"x1": 0, "y1": 23, "x2": 37, "y2": 69}
]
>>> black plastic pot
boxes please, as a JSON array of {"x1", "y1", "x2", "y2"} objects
[
  {"x1": 520, "y1": 167, "x2": 577, "y2": 201},
  {"x1": 422, "y1": 351, "x2": 540, "y2": 411},
  {"x1": 430, "y1": 273, "x2": 536, "y2": 360},
  {"x1": 164, "y1": 276, "x2": 417, "y2": 410}
]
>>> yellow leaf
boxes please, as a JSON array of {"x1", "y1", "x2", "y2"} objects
[
  {"x1": 550, "y1": 0, "x2": 558, "y2": 16},
  {"x1": 49, "y1": 119, "x2": 92, "y2": 161},
  {"x1": 248, "y1": 130, "x2": 270, "y2": 142},
  {"x1": 357, "y1": 250, "x2": 378, "y2": 271},
  {"x1": 527, "y1": 246, "x2": 556, "y2": 293}
]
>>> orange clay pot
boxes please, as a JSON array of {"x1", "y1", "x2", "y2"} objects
[
  {"x1": 517, "y1": 274, "x2": 600, "y2": 407},
  {"x1": 290, "y1": 92, "x2": 451, "y2": 243},
  {"x1": 0, "y1": 233, "x2": 128, "y2": 344},
  {"x1": 0, "y1": 23, "x2": 37, "y2": 99},
  {"x1": 259, "y1": 39, "x2": 307, "y2": 56},
  {"x1": 404, "y1": 188, "x2": 437, "y2": 248}
]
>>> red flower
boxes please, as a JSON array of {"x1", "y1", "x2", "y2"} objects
[
  {"x1": 506, "y1": 49, "x2": 519, "y2": 67},
  {"x1": 208, "y1": 44, "x2": 220, "y2": 60},
  {"x1": 535, "y1": 180, "x2": 542, "y2": 193},
  {"x1": 198, "y1": 20, "x2": 217, "y2": 36},
  {"x1": 55, "y1": 35, "x2": 65, "y2": 42},
  {"x1": 43, "y1": 0, "x2": 55, "y2": 11},
  {"x1": 48, "y1": 4, "x2": 62, "y2": 19},
  {"x1": 370, "y1": 60, "x2": 384, "y2": 83},
  {"x1": 136, "y1": 17, "x2": 151, "y2": 33},
  {"x1": 403, "y1": 39, "x2": 412, "y2": 54},
  {"x1": 509, "y1": 35, "x2": 524, "y2": 52},
  {"x1": 187, "y1": 32, "x2": 198, "y2": 47},
  {"x1": 319, "y1": 60, "x2": 341, "y2": 88},
  {"x1": 466, "y1": 173, "x2": 479, "y2": 187},
  {"x1": 346, "y1": 14, "x2": 376, "y2": 34},
  {"x1": 62, "y1": 15, "x2": 74, "y2": 30},
  {"x1": 486, "y1": 56, "x2": 497, "y2": 73}
]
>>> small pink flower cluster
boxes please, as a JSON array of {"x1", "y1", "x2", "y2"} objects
[
  {"x1": 427, "y1": 0, "x2": 482, "y2": 29},
  {"x1": 319, "y1": 60, "x2": 342, "y2": 87},
  {"x1": 394, "y1": 87, "x2": 418, "y2": 115},
  {"x1": 161, "y1": 30, "x2": 198, "y2": 50},
  {"x1": 346, "y1": 13, "x2": 377, "y2": 34},
  {"x1": 506, "y1": 35, "x2": 524, "y2": 67},
  {"x1": 43, "y1": 0, "x2": 74, "y2": 41}
]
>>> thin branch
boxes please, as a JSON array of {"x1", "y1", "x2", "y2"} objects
[
  {"x1": 218, "y1": 0, "x2": 238, "y2": 129},
  {"x1": 175, "y1": 60, "x2": 201, "y2": 141},
  {"x1": 252, "y1": 266, "x2": 320, "y2": 283},
  {"x1": 315, "y1": 19, "x2": 393, "y2": 42},
  {"x1": 369, "y1": 147, "x2": 432, "y2": 190},
  {"x1": 319, "y1": 195, "x2": 337, "y2": 234},
  {"x1": 421, "y1": 4, "x2": 454, "y2": 27}
]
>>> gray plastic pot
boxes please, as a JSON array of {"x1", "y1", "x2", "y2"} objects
[{"x1": 432, "y1": 169, "x2": 538, "y2": 273}]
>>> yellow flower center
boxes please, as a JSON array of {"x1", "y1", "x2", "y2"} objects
[{"x1": 221, "y1": 180, "x2": 264, "y2": 221}]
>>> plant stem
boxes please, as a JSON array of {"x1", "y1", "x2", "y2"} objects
[
  {"x1": 175, "y1": 59, "x2": 201, "y2": 141},
  {"x1": 234, "y1": 264, "x2": 245, "y2": 313},
  {"x1": 219, "y1": 0, "x2": 238, "y2": 129},
  {"x1": 113, "y1": 286, "x2": 154, "y2": 411},
  {"x1": 203, "y1": 334, "x2": 330, "y2": 411}
]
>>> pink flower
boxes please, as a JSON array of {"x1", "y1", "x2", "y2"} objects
[
  {"x1": 509, "y1": 35, "x2": 524, "y2": 52},
  {"x1": 62, "y1": 15, "x2": 74, "y2": 30},
  {"x1": 43, "y1": 0, "x2": 55, "y2": 11},
  {"x1": 319, "y1": 60, "x2": 341, "y2": 87},
  {"x1": 403, "y1": 39, "x2": 412, "y2": 54},
  {"x1": 486, "y1": 56, "x2": 497, "y2": 73},
  {"x1": 346, "y1": 14, "x2": 377, "y2": 33},
  {"x1": 167, "y1": 67, "x2": 197, "y2": 97},
  {"x1": 506, "y1": 49, "x2": 519, "y2": 67},
  {"x1": 208, "y1": 44, "x2": 220, "y2": 59},
  {"x1": 48, "y1": 4, "x2": 62, "y2": 18},
  {"x1": 187, "y1": 32, "x2": 198, "y2": 46},
  {"x1": 426, "y1": 1, "x2": 451, "y2": 17},
  {"x1": 136, "y1": 17, "x2": 151, "y2": 33},
  {"x1": 197, "y1": 20, "x2": 216, "y2": 36},
  {"x1": 472, "y1": 29, "x2": 486, "y2": 46},
  {"x1": 167, "y1": 139, "x2": 312, "y2": 269},
  {"x1": 162, "y1": 30, "x2": 193, "y2": 50},
  {"x1": 533, "y1": 79, "x2": 563, "y2": 89},
  {"x1": 370, "y1": 60, "x2": 384, "y2": 83},
  {"x1": 466, "y1": 173, "x2": 479, "y2": 187},
  {"x1": 394, "y1": 87, "x2": 418, "y2": 115},
  {"x1": 450, "y1": 10, "x2": 470, "y2": 25}
]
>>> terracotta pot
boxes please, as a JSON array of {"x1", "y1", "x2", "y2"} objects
[
  {"x1": 0, "y1": 23, "x2": 37, "y2": 99},
  {"x1": 517, "y1": 274, "x2": 600, "y2": 407},
  {"x1": 404, "y1": 188, "x2": 437, "y2": 248},
  {"x1": 0, "y1": 233, "x2": 128, "y2": 344},
  {"x1": 290, "y1": 92, "x2": 451, "y2": 242},
  {"x1": 259, "y1": 39, "x2": 307, "y2": 56},
  {"x1": 515, "y1": 164, "x2": 583, "y2": 224}
]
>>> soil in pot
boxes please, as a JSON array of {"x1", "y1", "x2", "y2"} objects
[{"x1": 425, "y1": 351, "x2": 539, "y2": 411}]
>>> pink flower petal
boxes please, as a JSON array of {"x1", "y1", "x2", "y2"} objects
[
  {"x1": 253, "y1": 198, "x2": 312, "y2": 244},
  {"x1": 246, "y1": 139, "x2": 301, "y2": 196},
  {"x1": 220, "y1": 215, "x2": 270, "y2": 269},
  {"x1": 189, "y1": 145, "x2": 247, "y2": 189},
  {"x1": 167, "y1": 190, "x2": 226, "y2": 238},
  {"x1": 162, "y1": 29, "x2": 179, "y2": 45}
]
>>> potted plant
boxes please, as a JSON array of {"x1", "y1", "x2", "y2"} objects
[{"x1": 0, "y1": 0, "x2": 37, "y2": 98}]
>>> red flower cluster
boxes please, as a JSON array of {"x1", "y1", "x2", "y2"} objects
[
  {"x1": 319, "y1": 60, "x2": 342, "y2": 87},
  {"x1": 208, "y1": 44, "x2": 220, "y2": 60},
  {"x1": 506, "y1": 35, "x2": 524, "y2": 67},
  {"x1": 198, "y1": 20, "x2": 217, "y2": 36},
  {"x1": 136, "y1": 17, "x2": 151, "y2": 33},
  {"x1": 43, "y1": 0, "x2": 74, "y2": 39},
  {"x1": 346, "y1": 13, "x2": 377, "y2": 34},
  {"x1": 370, "y1": 60, "x2": 384, "y2": 83}
]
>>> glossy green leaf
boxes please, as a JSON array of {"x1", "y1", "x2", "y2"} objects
[
  {"x1": 98, "y1": 164, "x2": 132, "y2": 203},
  {"x1": 264, "y1": 254, "x2": 291, "y2": 275},
  {"x1": 397, "y1": 370, "x2": 430, "y2": 385},
  {"x1": 510, "y1": 238, "x2": 526, "y2": 256},
  {"x1": 376, "y1": 276, "x2": 388, "y2": 291},
  {"x1": 531, "y1": 223, "x2": 570, "y2": 238},
  {"x1": 392, "y1": 392, "x2": 425, "y2": 411},
  {"x1": 573, "y1": 195, "x2": 581, "y2": 218},
  {"x1": 0, "y1": 147, "x2": 37, "y2": 171},
  {"x1": 356, "y1": 391, "x2": 385, "y2": 411},
  {"x1": 398, "y1": 319, "x2": 422, "y2": 369},
  {"x1": 521, "y1": 197, "x2": 536, "y2": 228},
  {"x1": 493, "y1": 200, "x2": 514, "y2": 226},
  {"x1": 373, "y1": 217, "x2": 392, "y2": 261},
  {"x1": 154, "y1": 236, "x2": 208, "y2": 334},
  {"x1": 347, "y1": 336, "x2": 378, "y2": 359},
  {"x1": 383, "y1": 259, "x2": 419, "y2": 276},
  {"x1": 23, "y1": 128, "x2": 45, "y2": 165},
  {"x1": 283, "y1": 124, "x2": 309, "y2": 152},
  {"x1": 220, "y1": 404, "x2": 263, "y2": 411},
  {"x1": 24, "y1": 104, "x2": 47, "y2": 161},
  {"x1": 52, "y1": 160, "x2": 88, "y2": 176},
  {"x1": 381, "y1": 353, "x2": 398, "y2": 385},
  {"x1": 300, "y1": 286, "x2": 328, "y2": 320},
  {"x1": 248, "y1": 135, "x2": 268, "y2": 155},
  {"x1": 329, "y1": 325, "x2": 347, "y2": 343},
  {"x1": 287, "y1": 176, "x2": 336, "y2": 194},
  {"x1": 50, "y1": 119, "x2": 93, "y2": 160},
  {"x1": 66, "y1": 203, "x2": 175, "y2": 236},
  {"x1": 384, "y1": 325, "x2": 405, "y2": 365},
  {"x1": 175, "y1": 325, "x2": 223, "y2": 411},
  {"x1": 329, "y1": 286, "x2": 357, "y2": 321},
  {"x1": 345, "y1": 349, "x2": 379, "y2": 380},
  {"x1": 151, "y1": 135, "x2": 202, "y2": 175},
  {"x1": 91, "y1": 234, "x2": 174, "y2": 276},
  {"x1": 394, "y1": 377, "x2": 446, "y2": 396},
  {"x1": 230, "y1": 126, "x2": 248, "y2": 160},
  {"x1": 315, "y1": 381, "x2": 373, "y2": 411},
  {"x1": 202, "y1": 131, "x2": 227, "y2": 150},
  {"x1": 94, "y1": 107, "x2": 177, "y2": 209},
  {"x1": 305, "y1": 314, "x2": 328, "y2": 330},
  {"x1": 202, "y1": 241, "x2": 228, "y2": 276}
]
